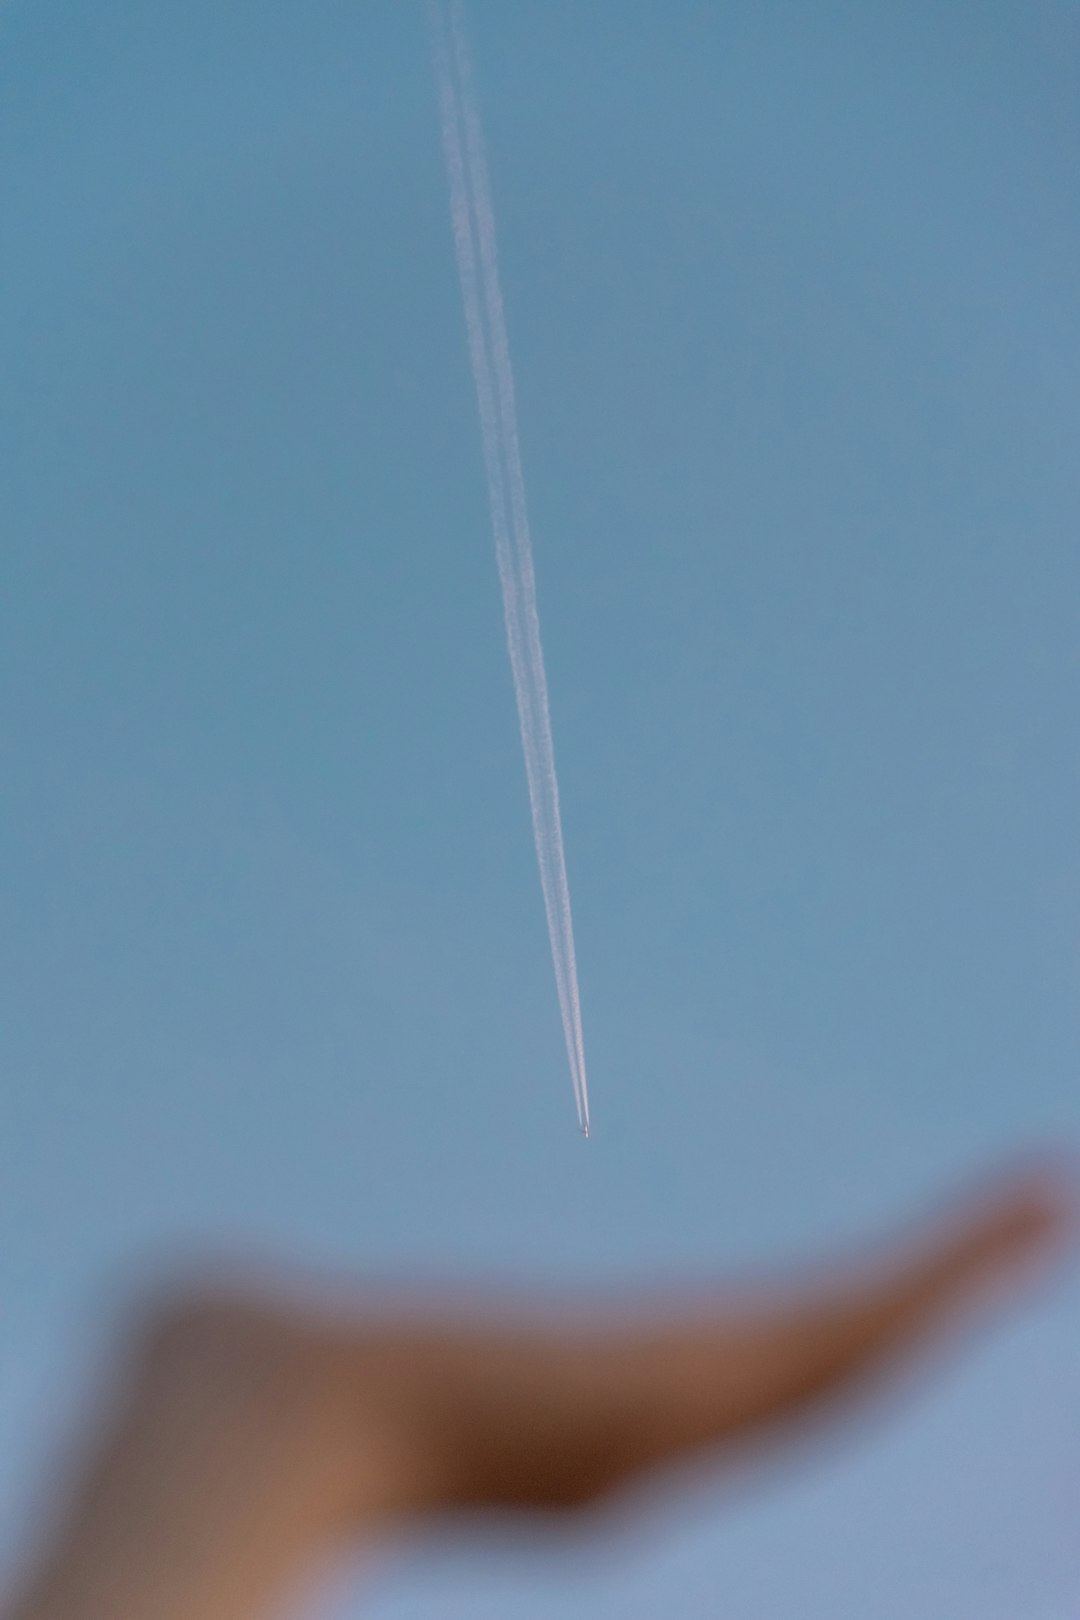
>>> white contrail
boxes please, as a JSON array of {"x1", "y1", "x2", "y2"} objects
[{"x1": 430, "y1": 0, "x2": 590, "y2": 1136}]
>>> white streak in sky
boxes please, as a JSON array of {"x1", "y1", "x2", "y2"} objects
[{"x1": 430, "y1": 0, "x2": 590, "y2": 1135}]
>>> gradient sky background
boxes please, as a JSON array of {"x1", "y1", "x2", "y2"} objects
[{"x1": 3, "y1": 2, "x2": 1080, "y2": 1616}]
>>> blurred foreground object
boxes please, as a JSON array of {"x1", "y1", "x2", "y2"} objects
[{"x1": 5, "y1": 1163, "x2": 1073, "y2": 1620}]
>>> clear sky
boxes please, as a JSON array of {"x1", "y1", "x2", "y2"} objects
[{"x1": 2, "y1": 2, "x2": 1079, "y2": 1616}]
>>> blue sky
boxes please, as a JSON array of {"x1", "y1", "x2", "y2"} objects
[{"x1": 2, "y1": 2, "x2": 1079, "y2": 1616}]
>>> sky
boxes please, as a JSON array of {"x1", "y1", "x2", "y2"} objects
[{"x1": 2, "y1": 1, "x2": 1079, "y2": 1616}]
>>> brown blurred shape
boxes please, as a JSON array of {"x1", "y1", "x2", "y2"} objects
[{"x1": 5, "y1": 1161, "x2": 1074, "y2": 1620}]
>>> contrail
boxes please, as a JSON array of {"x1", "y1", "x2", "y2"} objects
[{"x1": 430, "y1": 0, "x2": 591, "y2": 1136}]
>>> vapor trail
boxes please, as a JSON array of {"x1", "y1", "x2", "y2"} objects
[{"x1": 430, "y1": 0, "x2": 591, "y2": 1135}]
